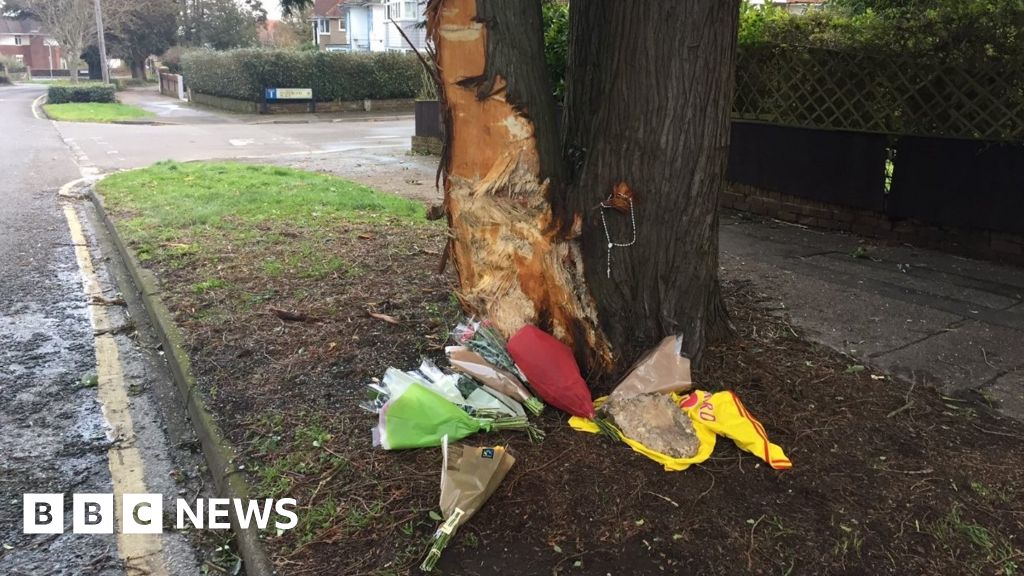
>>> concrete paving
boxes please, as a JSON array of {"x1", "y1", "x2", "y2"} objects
[
  {"x1": 50, "y1": 110, "x2": 414, "y2": 173},
  {"x1": 116, "y1": 88, "x2": 229, "y2": 125},
  {"x1": 720, "y1": 212, "x2": 1024, "y2": 419}
]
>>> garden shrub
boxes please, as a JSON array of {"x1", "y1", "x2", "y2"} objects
[
  {"x1": 47, "y1": 82, "x2": 117, "y2": 104},
  {"x1": 181, "y1": 49, "x2": 422, "y2": 102},
  {"x1": 0, "y1": 55, "x2": 26, "y2": 73}
]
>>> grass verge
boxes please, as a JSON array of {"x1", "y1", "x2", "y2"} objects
[
  {"x1": 97, "y1": 160, "x2": 1024, "y2": 576},
  {"x1": 42, "y1": 102, "x2": 154, "y2": 123}
]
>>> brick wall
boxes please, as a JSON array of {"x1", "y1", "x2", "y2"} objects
[
  {"x1": 0, "y1": 36, "x2": 61, "y2": 70},
  {"x1": 723, "y1": 182, "x2": 1024, "y2": 264}
]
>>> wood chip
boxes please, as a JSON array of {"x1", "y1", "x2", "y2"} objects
[
  {"x1": 270, "y1": 307, "x2": 309, "y2": 322},
  {"x1": 367, "y1": 311, "x2": 401, "y2": 325}
]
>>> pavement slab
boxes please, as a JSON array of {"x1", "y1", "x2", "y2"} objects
[
  {"x1": 720, "y1": 251, "x2": 965, "y2": 358},
  {"x1": 983, "y1": 369, "x2": 1024, "y2": 417},
  {"x1": 721, "y1": 211, "x2": 1024, "y2": 419},
  {"x1": 871, "y1": 319, "x2": 1024, "y2": 392}
]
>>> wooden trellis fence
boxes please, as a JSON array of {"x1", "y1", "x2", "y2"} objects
[{"x1": 733, "y1": 45, "x2": 1024, "y2": 142}]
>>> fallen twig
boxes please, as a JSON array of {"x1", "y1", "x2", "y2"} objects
[
  {"x1": 972, "y1": 424, "x2": 1024, "y2": 441},
  {"x1": 270, "y1": 307, "x2": 312, "y2": 322},
  {"x1": 877, "y1": 467, "x2": 935, "y2": 475},
  {"x1": 367, "y1": 311, "x2": 401, "y2": 325},
  {"x1": 646, "y1": 491, "x2": 680, "y2": 508},
  {"x1": 747, "y1": 514, "x2": 766, "y2": 572}
]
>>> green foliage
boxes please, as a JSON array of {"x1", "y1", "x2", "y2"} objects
[
  {"x1": 43, "y1": 103, "x2": 153, "y2": 123},
  {"x1": 739, "y1": 0, "x2": 1024, "y2": 67},
  {"x1": 160, "y1": 46, "x2": 185, "y2": 74},
  {"x1": 109, "y1": 0, "x2": 178, "y2": 71},
  {"x1": 542, "y1": 1, "x2": 569, "y2": 100},
  {"x1": 0, "y1": 54, "x2": 27, "y2": 73},
  {"x1": 47, "y1": 82, "x2": 117, "y2": 104},
  {"x1": 97, "y1": 161, "x2": 426, "y2": 233},
  {"x1": 180, "y1": 0, "x2": 261, "y2": 50},
  {"x1": 180, "y1": 49, "x2": 422, "y2": 102}
]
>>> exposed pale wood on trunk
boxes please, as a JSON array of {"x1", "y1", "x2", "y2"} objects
[{"x1": 427, "y1": 0, "x2": 612, "y2": 372}]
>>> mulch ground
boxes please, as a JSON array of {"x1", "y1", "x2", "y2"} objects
[{"x1": 130, "y1": 217, "x2": 1024, "y2": 576}]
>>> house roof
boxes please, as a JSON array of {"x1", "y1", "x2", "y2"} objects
[
  {"x1": 0, "y1": 18, "x2": 46, "y2": 35},
  {"x1": 313, "y1": 0, "x2": 345, "y2": 18}
]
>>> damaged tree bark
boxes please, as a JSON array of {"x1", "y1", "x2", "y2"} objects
[
  {"x1": 427, "y1": 0, "x2": 612, "y2": 373},
  {"x1": 428, "y1": 0, "x2": 738, "y2": 374}
]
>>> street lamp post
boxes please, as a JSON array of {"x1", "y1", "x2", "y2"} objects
[{"x1": 93, "y1": 0, "x2": 109, "y2": 83}]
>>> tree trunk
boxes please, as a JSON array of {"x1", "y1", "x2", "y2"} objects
[
  {"x1": 563, "y1": 0, "x2": 738, "y2": 367},
  {"x1": 428, "y1": 0, "x2": 738, "y2": 375},
  {"x1": 426, "y1": 0, "x2": 612, "y2": 373},
  {"x1": 66, "y1": 42, "x2": 83, "y2": 83},
  {"x1": 130, "y1": 58, "x2": 147, "y2": 81}
]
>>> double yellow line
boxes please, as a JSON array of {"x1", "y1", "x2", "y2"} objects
[{"x1": 61, "y1": 182, "x2": 169, "y2": 576}]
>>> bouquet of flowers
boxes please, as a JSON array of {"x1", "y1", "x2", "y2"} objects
[
  {"x1": 421, "y1": 440, "x2": 515, "y2": 572},
  {"x1": 363, "y1": 362, "x2": 544, "y2": 450},
  {"x1": 452, "y1": 319, "x2": 528, "y2": 382},
  {"x1": 446, "y1": 346, "x2": 545, "y2": 417},
  {"x1": 508, "y1": 325, "x2": 595, "y2": 418}
]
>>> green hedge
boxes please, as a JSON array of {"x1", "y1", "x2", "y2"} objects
[
  {"x1": 47, "y1": 82, "x2": 117, "y2": 104},
  {"x1": 181, "y1": 49, "x2": 422, "y2": 102}
]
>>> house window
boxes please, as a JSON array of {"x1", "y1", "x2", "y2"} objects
[
  {"x1": 318, "y1": 19, "x2": 329, "y2": 34},
  {"x1": 14, "y1": 35, "x2": 23, "y2": 45},
  {"x1": 386, "y1": 0, "x2": 417, "y2": 20},
  {"x1": 338, "y1": 17, "x2": 346, "y2": 32}
]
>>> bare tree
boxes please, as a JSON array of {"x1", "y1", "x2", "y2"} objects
[{"x1": 21, "y1": 0, "x2": 129, "y2": 82}]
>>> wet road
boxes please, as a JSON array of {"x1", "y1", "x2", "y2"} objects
[
  {"x1": 0, "y1": 85, "x2": 203, "y2": 574},
  {"x1": 0, "y1": 83, "x2": 119, "y2": 573}
]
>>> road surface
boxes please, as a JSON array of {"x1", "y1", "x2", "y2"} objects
[{"x1": 0, "y1": 84, "x2": 203, "y2": 575}]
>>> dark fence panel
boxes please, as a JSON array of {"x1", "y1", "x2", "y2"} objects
[
  {"x1": 888, "y1": 138, "x2": 1024, "y2": 235},
  {"x1": 415, "y1": 99, "x2": 441, "y2": 139},
  {"x1": 30, "y1": 69, "x2": 89, "y2": 79},
  {"x1": 727, "y1": 121, "x2": 888, "y2": 212}
]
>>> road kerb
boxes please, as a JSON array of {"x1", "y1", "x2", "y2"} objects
[{"x1": 81, "y1": 180, "x2": 278, "y2": 576}]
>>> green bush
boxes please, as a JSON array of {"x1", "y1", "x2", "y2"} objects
[
  {"x1": 47, "y1": 82, "x2": 117, "y2": 104},
  {"x1": 737, "y1": 0, "x2": 1024, "y2": 67},
  {"x1": 180, "y1": 49, "x2": 423, "y2": 102},
  {"x1": 0, "y1": 54, "x2": 26, "y2": 73},
  {"x1": 543, "y1": 1, "x2": 569, "y2": 100}
]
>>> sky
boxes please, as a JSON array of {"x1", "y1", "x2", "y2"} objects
[
  {"x1": 263, "y1": 1, "x2": 283, "y2": 20},
  {"x1": 0, "y1": 1, "x2": 286, "y2": 22}
]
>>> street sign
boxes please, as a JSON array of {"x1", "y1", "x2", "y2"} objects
[{"x1": 264, "y1": 88, "x2": 313, "y2": 100}]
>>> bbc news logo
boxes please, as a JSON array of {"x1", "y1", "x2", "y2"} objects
[{"x1": 24, "y1": 494, "x2": 298, "y2": 534}]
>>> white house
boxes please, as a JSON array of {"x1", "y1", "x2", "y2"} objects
[{"x1": 312, "y1": 0, "x2": 428, "y2": 53}]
